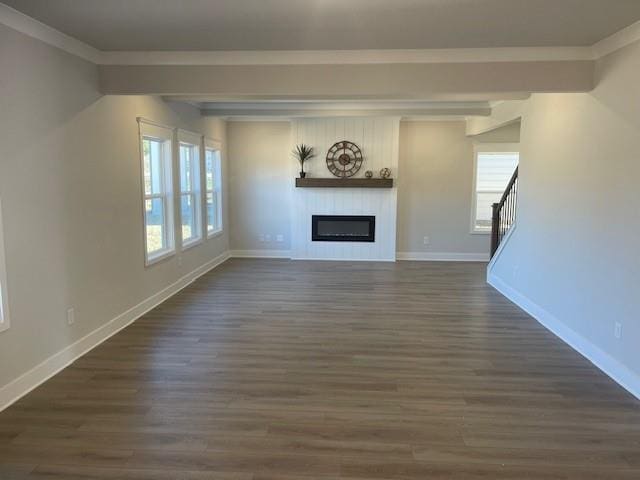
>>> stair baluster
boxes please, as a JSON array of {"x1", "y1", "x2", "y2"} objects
[{"x1": 490, "y1": 166, "x2": 518, "y2": 258}]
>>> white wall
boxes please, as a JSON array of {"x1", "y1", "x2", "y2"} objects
[
  {"x1": 0, "y1": 24, "x2": 229, "y2": 393},
  {"x1": 397, "y1": 121, "x2": 491, "y2": 258},
  {"x1": 472, "y1": 121, "x2": 521, "y2": 143},
  {"x1": 490, "y1": 40, "x2": 640, "y2": 397},
  {"x1": 227, "y1": 119, "x2": 495, "y2": 260},
  {"x1": 227, "y1": 121, "x2": 292, "y2": 253},
  {"x1": 291, "y1": 117, "x2": 399, "y2": 261}
]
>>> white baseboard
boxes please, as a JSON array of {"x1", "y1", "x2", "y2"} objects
[
  {"x1": 0, "y1": 251, "x2": 231, "y2": 412},
  {"x1": 230, "y1": 250, "x2": 491, "y2": 263},
  {"x1": 488, "y1": 272, "x2": 640, "y2": 401},
  {"x1": 290, "y1": 256, "x2": 396, "y2": 262},
  {"x1": 397, "y1": 252, "x2": 489, "y2": 262},
  {"x1": 231, "y1": 250, "x2": 486, "y2": 263},
  {"x1": 230, "y1": 249, "x2": 291, "y2": 259},
  {"x1": 232, "y1": 250, "x2": 398, "y2": 262}
]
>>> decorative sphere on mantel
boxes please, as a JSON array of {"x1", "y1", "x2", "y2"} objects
[
  {"x1": 365, "y1": 170, "x2": 373, "y2": 179},
  {"x1": 379, "y1": 168, "x2": 391, "y2": 179}
]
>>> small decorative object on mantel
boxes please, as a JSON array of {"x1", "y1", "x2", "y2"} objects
[
  {"x1": 379, "y1": 167, "x2": 392, "y2": 179},
  {"x1": 293, "y1": 144, "x2": 316, "y2": 179},
  {"x1": 326, "y1": 140, "x2": 364, "y2": 178},
  {"x1": 365, "y1": 170, "x2": 373, "y2": 179}
]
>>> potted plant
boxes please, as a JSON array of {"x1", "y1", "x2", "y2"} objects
[{"x1": 293, "y1": 144, "x2": 315, "y2": 178}]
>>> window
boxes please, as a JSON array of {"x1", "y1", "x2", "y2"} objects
[
  {"x1": 204, "y1": 141, "x2": 223, "y2": 236},
  {"x1": 138, "y1": 119, "x2": 175, "y2": 265},
  {"x1": 178, "y1": 132, "x2": 203, "y2": 248},
  {"x1": 472, "y1": 145, "x2": 519, "y2": 233},
  {"x1": 0, "y1": 198, "x2": 10, "y2": 332}
]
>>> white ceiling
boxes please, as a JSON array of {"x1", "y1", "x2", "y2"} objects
[{"x1": 4, "y1": 0, "x2": 640, "y2": 52}]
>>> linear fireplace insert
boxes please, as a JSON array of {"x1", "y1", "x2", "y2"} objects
[{"x1": 312, "y1": 215, "x2": 375, "y2": 242}]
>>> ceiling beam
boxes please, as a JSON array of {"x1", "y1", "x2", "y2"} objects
[
  {"x1": 196, "y1": 101, "x2": 492, "y2": 118},
  {"x1": 99, "y1": 61, "x2": 594, "y2": 98},
  {"x1": 100, "y1": 47, "x2": 595, "y2": 65},
  {"x1": 466, "y1": 101, "x2": 526, "y2": 136}
]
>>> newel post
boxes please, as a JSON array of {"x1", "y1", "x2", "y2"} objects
[{"x1": 490, "y1": 202, "x2": 500, "y2": 258}]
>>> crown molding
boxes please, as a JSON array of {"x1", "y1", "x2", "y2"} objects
[
  {"x1": 2, "y1": 3, "x2": 639, "y2": 66},
  {"x1": 592, "y1": 20, "x2": 640, "y2": 58},
  {"x1": 0, "y1": 3, "x2": 102, "y2": 63}
]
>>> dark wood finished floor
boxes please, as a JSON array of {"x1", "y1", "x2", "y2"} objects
[{"x1": 1, "y1": 259, "x2": 639, "y2": 479}]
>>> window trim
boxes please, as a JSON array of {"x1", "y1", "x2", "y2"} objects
[
  {"x1": 204, "y1": 138, "x2": 224, "y2": 239},
  {"x1": 470, "y1": 143, "x2": 520, "y2": 235},
  {"x1": 138, "y1": 118, "x2": 176, "y2": 266},
  {"x1": 0, "y1": 198, "x2": 10, "y2": 333},
  {"x1": 178, "y1": 130, "x2": 204, "y2": 250}
]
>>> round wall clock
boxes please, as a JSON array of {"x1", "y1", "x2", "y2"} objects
[{"x1": 326, "y1": 141, "x2": 364, "y2": 178}]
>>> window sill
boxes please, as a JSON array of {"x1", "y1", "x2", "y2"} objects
[
  {"x1": 182, "y1": 237, "x2": 203, "y2": 251},
  {"x1": 0, "y1": 319, "x2": 9, "y2": 334},
  {"x1": 207, "y1": 229, "x2": 224, "y2": 240},
  {"x1": 470, "y1": 230, "x2": 491, "y2": 236},
  {"x1": 145, "y1": 249, "x2": 176, "y2": 267}
]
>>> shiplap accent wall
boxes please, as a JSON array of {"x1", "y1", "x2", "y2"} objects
[{"x1": 291, "y1": 117, "x2": 399, "y2": 261}]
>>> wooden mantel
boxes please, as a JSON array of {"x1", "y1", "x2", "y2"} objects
[{"x1": 295, "y1": 178, "x2": 393, "y2": 188}]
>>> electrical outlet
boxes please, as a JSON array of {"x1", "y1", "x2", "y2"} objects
[
  {"x1": 614, "y1": 322, "x2": 622, "y2": 339},
  {"x1": 276, "y1": 234, "x2": 284, "y2": 242},
  {"x1": 423, "y1": 236, "x2": 430, "y2": 245},
  {"x1": 177, "y1": 256, "x2": 182, "y2": 267},
  {"x1": 265, "y1": 234, "x2": 271, "y2": 242},
  {"x1": 67, "y1": 308, "x2": 75, "y2": 326}
]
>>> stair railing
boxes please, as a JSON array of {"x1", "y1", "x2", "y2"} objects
[{"x1": 490, "y1": 166, "x2": 518, "y2": 258}]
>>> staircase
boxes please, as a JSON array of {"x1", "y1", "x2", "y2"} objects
[{"x1": 490, "y1": 167, "x2": 518, "y2": 258}]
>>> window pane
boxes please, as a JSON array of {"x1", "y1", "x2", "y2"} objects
[
  {"x1": 143, "y1": 138, "x2": 163, "y2": 195},
  {"x1": 474, "y1": 152, "x2": 519, "y2": 231},
  {"x1": 475, "y1": 192, "x2": 502, "y2": 230},
  {"x1": 0, "y1": 198, "x2": 6, "y2": 328},
  {"x1": 0, "y1": 283, "x2": 4, "y2": 323},
  {"x1": 180, "y1": 145, "x2": 192, "y2": 192},
  {"x1": 204, "y1": 147, "x2": 222, "y2": 235},
  {"x1": 0, "y1": 277, "x2": 4, "y2": 322},
  {"x1": 216, "y1": 191, "x2": 222, "y2": 230},
  {"x1": 145, "y1": 198, "x2": 166, "y2": 254},
  {"x1": 205, "y1": 149, "x2": 216, "y2": 191},
  {"x1": 477, "y1": 153, "x2": 519, "y2": 191},
  {"x1": 181, "y1": 194, "x2": 196, "y2": 242},
  {"x1": 206, "y1": 192, "x2": 216, "y2": 232}
]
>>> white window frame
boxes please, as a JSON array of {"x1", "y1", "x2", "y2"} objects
[
  {"x1": 138, "y1": 118, "x2": 176, "y2": 266},
  {"x1": 204, "y1": 139, "x2": 224, "y2": 238},
  {"x1": 470, "y1": 143, "x2": 520, "y2": 235},
  {"x1": 178, "y1": 130, "x2": 204, "y2": 250},
  {"x1": 0, "y1": 198, "x2": 10, "y2": 333}
]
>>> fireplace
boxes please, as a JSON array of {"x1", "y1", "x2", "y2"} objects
[{"x1": 312, "y1": 215, "x2": 375, "y2": 242}]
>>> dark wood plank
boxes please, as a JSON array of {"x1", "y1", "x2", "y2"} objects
[
  {"x1": 295, "y1": 177, "x2": 393, "y2": 188},
  {"x1": 0, "y1": 259, "x2": 637, "y2": 478}
]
